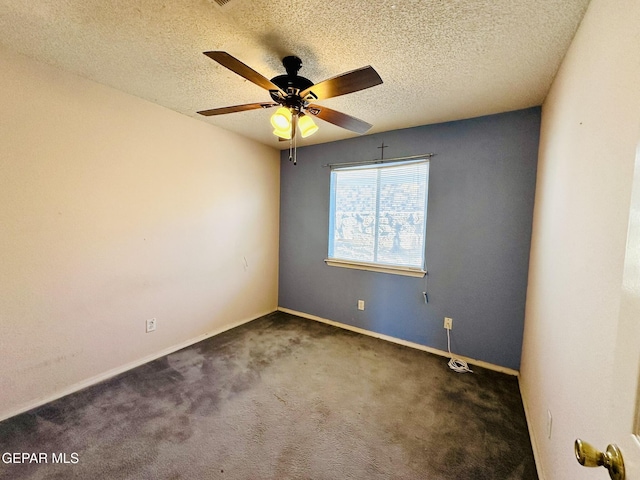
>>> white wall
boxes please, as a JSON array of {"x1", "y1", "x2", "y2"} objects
[
  {"x1": 0, "y1": 47, "x2": 280, "y2": 420},
  {"x1": 520, "y1": 0, "x2": 640, "y2": 478}
]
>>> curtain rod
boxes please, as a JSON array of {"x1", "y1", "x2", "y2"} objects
[{"x1": 322, "y1": 153, "x2": 436, "y2": 169}]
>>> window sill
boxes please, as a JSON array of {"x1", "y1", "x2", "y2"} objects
[{"x1": 324, "y1": 258, "x2": 427, "y2": 277}]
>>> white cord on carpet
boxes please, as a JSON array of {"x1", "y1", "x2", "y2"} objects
[{"x1": 447, "y1": 328, "x2": 473, "y2": 373}]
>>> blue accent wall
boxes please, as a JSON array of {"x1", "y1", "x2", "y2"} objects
[{"x1": 278, "y1": 108, "x2": 540, "y2": 370}]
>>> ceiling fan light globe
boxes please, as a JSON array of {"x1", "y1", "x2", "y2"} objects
[
  {"x1": 270, "y1": 107, "x2": 292, "y2": 130},
  {"x1": 299, "y1": 115, "x2": 319, "y2": 138},
  {"x1": 273, "y1": 127, "x2": 291, "y2": 139}
]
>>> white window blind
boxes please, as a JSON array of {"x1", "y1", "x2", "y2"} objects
[{"x1": 328, "y1": 159, "x2": 429, "y2": 273}]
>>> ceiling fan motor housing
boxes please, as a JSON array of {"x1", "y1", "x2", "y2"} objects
[{"x1": 269, "y1": 56, "x2": 314, "y2": 110}]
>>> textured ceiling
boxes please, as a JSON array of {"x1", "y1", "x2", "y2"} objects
[{"x1": 0, "y1": 0, "x2": 590, "y2": 149}]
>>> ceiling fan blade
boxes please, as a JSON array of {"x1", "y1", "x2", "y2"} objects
[
  {"x1": 204, "y1": 51, "x2": 284, "y2": 94},
  {"x1": 301, "y1": 66, "x2": 382, "y2": 100},
  {"x1": 197, "y1": 102, "x2": 277, "y2": 116},
  {"x1": 307, "y1": 104, "x2": 373, "y2": 134}
]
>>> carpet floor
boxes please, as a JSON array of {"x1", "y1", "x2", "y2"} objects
[{"x1": 0, "y1": 311, "x2": 538, "y2": 479}]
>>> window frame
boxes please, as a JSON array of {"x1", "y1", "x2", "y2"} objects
[{"x1": 325, "y1": 158, "x2": 429, "y2": 278}]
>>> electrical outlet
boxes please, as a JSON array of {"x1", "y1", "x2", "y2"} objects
[
  {"x1": 444, "y1": 317, "x2": 453, "y2": 330},
  {"x1": 146, "y1": 318, "x2": 157, "y2": 333},
  {"x1": 358, "y1": 300, "x2": 365, "y2": 310}
]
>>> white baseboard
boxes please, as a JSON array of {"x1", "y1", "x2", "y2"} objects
[
  {"x1": 0, "y1": 312, "x2": 268, "y2": 423},
  {"x1": 277, "y1": 307, "x2": 520, "y2": 376},
  {"x1": 518, "y1": 378, "x2": 546, "y2": 480}
]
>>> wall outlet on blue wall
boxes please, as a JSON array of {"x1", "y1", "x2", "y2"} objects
[
  {"x1": 357, "y1": 300, "x2": 365, "y2": 311},
  {"x1": 444, "y1": 317, "x2": 453, "y2": 330}
]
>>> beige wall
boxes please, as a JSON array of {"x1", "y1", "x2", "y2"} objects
[
  {"x1": 520, "y1": 0, "x2": 640, "y2": 478},
  {"x1": 0, "y1": 47, "x2": 280, "y2": 420}
]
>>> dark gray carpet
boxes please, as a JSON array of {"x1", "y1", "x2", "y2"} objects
[{"x1": 0, "y1": 311, "x2": 538, "y2": 479}]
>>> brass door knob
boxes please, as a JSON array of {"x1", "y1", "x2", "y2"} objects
[{"x1": 575, "y1": 439, "x2": 625, "y2": 480}]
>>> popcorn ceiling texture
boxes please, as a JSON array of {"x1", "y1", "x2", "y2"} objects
[{"x1": 0, "y1": 0, "x2": 589, "y2": 148}]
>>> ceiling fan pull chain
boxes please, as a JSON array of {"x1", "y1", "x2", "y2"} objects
[
  {"x1": 293, "y1": 119, "x2": 298, "y2": 165},
  {"x1": 288, "y1": 142, "x2": 293, "y2": 163}
]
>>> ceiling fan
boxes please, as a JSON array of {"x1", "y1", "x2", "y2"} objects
[{"x1": 197, "y1": 51, "x2": 383, "y2": 141}]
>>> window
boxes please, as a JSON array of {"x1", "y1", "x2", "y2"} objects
[{"x1": 326, "y1": 159, "x2": 429, "y2": 277}]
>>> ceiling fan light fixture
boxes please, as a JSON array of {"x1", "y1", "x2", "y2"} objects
[
  {"x1": 298, "y1": 114, "x2": 319, "y2": 138},
  {"x1": 270, "y1": 107, "x2": 292, "y2": 130}
]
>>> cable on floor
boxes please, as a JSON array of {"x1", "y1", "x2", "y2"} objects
[{"x1": 447, "y1": 328, "x2": 473, "y2": 373}]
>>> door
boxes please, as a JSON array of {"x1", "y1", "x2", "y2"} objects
[
  {"x1": 610, "y1": 143, "x2": 640, "y2": 478},
  {"x1": 582, "y1": 143, "x2": 640, "y2": 479}
]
